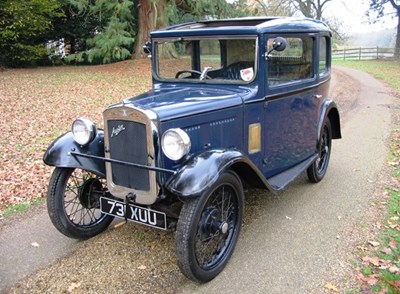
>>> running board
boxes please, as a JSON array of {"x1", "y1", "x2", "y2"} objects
[{"x1": 267, "y1": 155, "x2": 318, "y2": 192}]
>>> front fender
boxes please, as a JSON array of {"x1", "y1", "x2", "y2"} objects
[
  {"x1": 165, "y1": 149, "x2": 273, "y2": 198},
  {"x1": 43, "y1": 130, "x2": 106, "y2": 177}
]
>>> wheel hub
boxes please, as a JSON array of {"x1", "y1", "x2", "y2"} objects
[
  {"x1": 201, "y1": 208, "x2": 229, "y2": 235},
  {"x1": 219, "y1": 221, "x2": 229, "y2": 235},
  {"x1": 78, "y1": 178, "x2": 102, "y2": 209}
]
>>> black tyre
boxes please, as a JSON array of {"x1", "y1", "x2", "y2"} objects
[
  {"x1": 47, "y1": 167, "x2": 114, "y2": 239},
  {"x1": 176, "y1": 171, "x2": 244, "y2": 282},
  {"x1": 307, "y1": 119, "x2": 332, "y2": 183}
]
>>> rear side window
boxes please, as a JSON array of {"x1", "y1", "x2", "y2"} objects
[
  {"x1": 267, "y1": 36, "x2": 314, "y2": 86},
  {"x1": 319, "y1": 36, "x2": 330, "y2": 77}
]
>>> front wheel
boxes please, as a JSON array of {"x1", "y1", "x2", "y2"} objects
[
  {"x1": 307, "y1": 119, "x2": 332, "y2": 183},
  {"x1": 176, "y1": 171, "x2": 244, "y2": 282},
  {"x1": 47, "y1": 167, "x2": 114, "y2": 239}
]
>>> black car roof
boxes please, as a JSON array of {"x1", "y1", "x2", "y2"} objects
[{"x1": 151, "y1": 17, "x2": 331, "y2": 38}]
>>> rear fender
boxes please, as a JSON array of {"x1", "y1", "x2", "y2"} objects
[
  {"x1": 43, "y1": 131, "x2": 106, "y2": 177},
  {"x1": 319, "y1": 99, "x2": 342, "y2": 140}
]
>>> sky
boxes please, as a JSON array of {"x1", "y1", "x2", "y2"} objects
[{"x1": 323, "y1": 0, "x2": 397, "y2": 34}]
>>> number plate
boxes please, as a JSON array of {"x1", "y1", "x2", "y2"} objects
[{"x1": 100, "y1": 197, "x2": 167, "y2": 230}]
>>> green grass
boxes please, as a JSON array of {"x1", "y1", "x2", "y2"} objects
[
  {"x1": 333, "y1": 59, "x2": 400, "y2": 91},
  {"x1": 2, "y1": 197, "x2": 45, "y2": 218}
]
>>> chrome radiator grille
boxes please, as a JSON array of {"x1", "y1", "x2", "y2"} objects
[{"x1": 103, "y1": 105, "x2": 158, "y2": 205}]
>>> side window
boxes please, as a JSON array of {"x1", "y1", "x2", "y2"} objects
[
  {"x1": 319, "y1": 36, "x2": 330, "y2": 76},
  {"x1": 267, "y1": 36, "x2": 314, "y2": 86}
]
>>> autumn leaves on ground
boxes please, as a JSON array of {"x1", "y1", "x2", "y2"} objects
[{"x1": 0, "y1": 60, "x2": 152, "y2": 214}]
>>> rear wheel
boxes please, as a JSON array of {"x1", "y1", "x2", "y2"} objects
[
  {"x1": 176, "y1": 171, "x2": 244, "y2": 282},
  {"x1": 47, "y1": 167, "x2": 114, "y2": 239},
  {"x1": 307, "y1": 119, "x2": 332, "y2": 183}
]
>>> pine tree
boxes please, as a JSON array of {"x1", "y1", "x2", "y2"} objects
[{"x1": 66, "y1": 0, "x2": 135, "y2": 64}]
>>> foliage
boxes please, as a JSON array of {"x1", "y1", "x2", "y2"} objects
[
  {"x1": 252, "y1": 0, "x2": 293, "y2": 16},
  {"x1": 2, "y1": 198, "x2": 45, "y2": 219},
  {"x1": 254, "y1": 0, "x2": 332, "y2": 20},
  {"x1": 49, "y1": 0, "x2": 101, "y2": 56},
  {"x1": 353, "y1": 140, "x2": 400, "y2": 293},
  {"x1": 367, "y1": 0, "x2": 400, "y2": 21},
  {"x1": 167, "y1": 0, "x2": 249, "y2": 25},
  {"x1": 252, "y1": 0, "x2": 346, "y2": 46},
  {"x1": 65, "y1": 0, "x2": 135, "y2": 64},
  {"x1": 366, "y1": 0, "x2": 400, "y2": 58},
  {"x1": 0, "y1": 0, "x2": 64, "y2": 67}
]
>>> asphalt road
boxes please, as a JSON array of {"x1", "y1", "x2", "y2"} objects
[{"x1": 0, "y1": 66, "x2": 397, "y2": 293}]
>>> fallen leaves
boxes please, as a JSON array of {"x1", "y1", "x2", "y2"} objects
[
  {"x1": 323, "y1": 283, "x2": 339, "y2": 292},
  {"x1": 356, "y1": 237, "x2": 400, "y2": 292},
  {"x1": 67, "y1": 281, "x2": 81, "y2": 293},
  {"x1": 31, "y1": 242, "x2": 40, "y2": 248},
  {"x1": 368, "y1": 241, "x2": 380, "y2": 247},
  {"x1": 0, "y1": 60, "x2": 152, "y2": 213}
]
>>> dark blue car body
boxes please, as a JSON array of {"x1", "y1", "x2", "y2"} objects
[{"x1": 44, "y1": 17, "x2": 341, "y2": 282}]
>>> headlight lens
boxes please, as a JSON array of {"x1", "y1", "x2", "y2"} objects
[
  {"x1": 72, "y1": 118, "x2": 96, "y2": 146},
  {"x1": 161, "y1": 128, "x2": 191, "y2": 161}
]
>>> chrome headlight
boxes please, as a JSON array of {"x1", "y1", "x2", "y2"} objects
[
  {"x1": 72, "y1": 118, "x2": 97, "y2": 146},
  {"x1": 161, "y1": 128, "x2": 191, "y2": 161}
]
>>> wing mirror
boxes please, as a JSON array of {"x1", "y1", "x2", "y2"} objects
[
  {"x1": 272, "y1": 37, "x2": 287, "y2": 52},
  {"x1": 266, "y1": 37, "x2": 287, "y2": 60},
  {"x1": 143, "y1": 41, "x2": 152, "y2": 57}
]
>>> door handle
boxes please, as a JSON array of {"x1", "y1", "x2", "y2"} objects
[{"x1": 313, "y1": 94, "x2": 322, "y2": 99}]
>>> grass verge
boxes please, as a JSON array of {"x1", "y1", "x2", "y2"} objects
[
  {"x1": 1, "y1": 197, "x2": 45, "y2": 219},
  {"x1": 333, "y1": 59, "x2": 400, "y2": 91}
]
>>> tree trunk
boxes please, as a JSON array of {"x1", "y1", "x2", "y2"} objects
[
  {"x1": 132, "y1": 0, "x2": 153, "y2": 59},
  {"x1": 395, "y1": 3, "x2": 400, "y2": 59},
  {"x1": 132, "y1": 0, "x2": 169, "y2": 59}
]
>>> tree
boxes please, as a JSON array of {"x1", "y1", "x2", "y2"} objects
[
  {"x1": 255, "y1": 0, "x2": 332, "y2": 19},
  {"x1": 133, "y1": 0, "x2": 168, "y2": 59},
  {"x1": 49, "y1": 0, "x2": 101, "y2": 56},
  {"x1": 367, "y1": 0, "x2": 400, "y2": 58},
  {"x1": 291, "y1": 0, "x2": 332, "y2": 19},
  {"x1": 0, "y1": 0, "x2": 64, "y2": 67},
  {"x1": 252, "y1": 0, "x2": 293, "y2": 16},
  {"x1": 66, "y1": 0, "x2": 135, "y2": 64},
  {"x1": 132, "y1": 0, "x2": 250, "y2": 58}
]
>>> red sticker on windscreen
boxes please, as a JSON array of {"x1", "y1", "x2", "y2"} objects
[{"x1": 240, "y1": 67, "x2": 254, "y2": 81}]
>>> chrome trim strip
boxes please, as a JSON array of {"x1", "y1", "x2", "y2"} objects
[
  {"x1": 69, "y1": 152, "x2": 175, "y2": 174},
  {"x1": 103, "y1": 105, "x2": 160, "y2": 205}
]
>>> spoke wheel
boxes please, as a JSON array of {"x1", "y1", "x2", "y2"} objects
[
  {"x1": 307, "y1": 119, "x2": 332, "y2": 183},
  {"x1": 176, "y1": 171, "x2": 244, "y2": 282},
  {"x1": 47, "y1": 167, "x2": 114, "y2": 239}
]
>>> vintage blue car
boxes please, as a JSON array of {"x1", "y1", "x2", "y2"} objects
[{"x1": 44, "y1": 17, "x2": 341, "y2": 282}]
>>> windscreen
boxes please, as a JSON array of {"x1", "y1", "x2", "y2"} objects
[{"x1": 155, "y1": 37, "x2": 257, "y2": 83}]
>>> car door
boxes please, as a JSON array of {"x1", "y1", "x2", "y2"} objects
[{"x1": 263, "y1": 34, "x2": 320, "y2": 177}]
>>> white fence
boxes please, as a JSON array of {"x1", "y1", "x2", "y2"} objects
[{"x1": 332, "y1": 47, "x2": 398, "y2": 60}]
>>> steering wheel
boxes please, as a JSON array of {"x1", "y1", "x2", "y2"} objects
[{"x1": 175, "y1": 70, "x2": 211, "y2": 79}]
